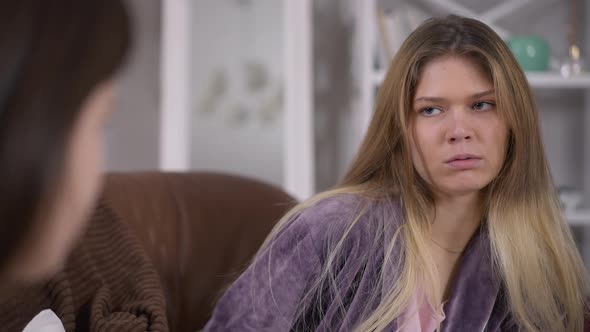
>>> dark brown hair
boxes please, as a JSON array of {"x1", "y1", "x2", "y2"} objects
[{"x1": 0, "y1": 1, "x2": 131, "y2": 271}]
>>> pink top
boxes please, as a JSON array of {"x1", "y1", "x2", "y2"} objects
[{"x1": 399, "y1": 288, "x2": 445, "y2": 332}]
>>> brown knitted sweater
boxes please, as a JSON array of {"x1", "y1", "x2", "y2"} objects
[{"x1": 0, "y1": 202, "x2": 169, "y2": 332}]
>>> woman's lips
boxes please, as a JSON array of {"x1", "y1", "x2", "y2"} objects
[
  {"x1": 445, "y1": 154, "x2": 482, "y2": 170},
  {"x1": 446, "y1": 158, "x2": 482, "y2": 169}
]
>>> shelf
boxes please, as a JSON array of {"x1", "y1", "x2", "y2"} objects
[
  {"x1": 566, "y1": 209, "x2": 590, "y2": 226},
  {"x1": 526, "y1": 72, "x2": 590, "y2": 89},
  {"x1": 373, "y1": 70, "x2": 590, "y2": 89}
]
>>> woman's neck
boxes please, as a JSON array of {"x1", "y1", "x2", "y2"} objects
[
  {"x1": 428, "y1": 192, "x2": 484, "y2": 302},
  {"x1": 431, "y1": 192, "x2": 483, "y2": 252}
]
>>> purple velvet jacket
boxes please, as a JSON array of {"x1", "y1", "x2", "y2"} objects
[{"x1": 204, "y1": 194, "x2": 518, "y2": 331}]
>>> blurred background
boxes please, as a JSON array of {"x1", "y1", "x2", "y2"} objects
[{"x1": 108, "y1": 0, "x2": 590, "y2": 268}]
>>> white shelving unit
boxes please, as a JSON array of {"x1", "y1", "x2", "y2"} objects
[
  {"x1": 527, "y1": 72, "x2": 590, "y2": 89},
  {"x1": 374, "y1": 70, "x2": 590, "y2": 90},
  {"x1": 567, "y1": 210, "x2": 590, "y2": 226},
  {"x1": 356, "y1": 0, "x2": 590, "y2": 225}
]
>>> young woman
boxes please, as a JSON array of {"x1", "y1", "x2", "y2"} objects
[
  {"x1": 204, "y1": 15, "x2": 590, "y2": 331},
  {"x1": 0, "y1": 0, "x2": 127, "y2": 284},
  {"x1": 0, "y1": 1, "x2": 167, "y2": 331}
]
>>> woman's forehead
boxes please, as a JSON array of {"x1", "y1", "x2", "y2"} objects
[{"x1": 413, "y1": 56, "x2": 494, "y2": 101}]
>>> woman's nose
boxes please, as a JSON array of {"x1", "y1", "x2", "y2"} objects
[{"x1": 445, "y1": 110, "x2": 473, "y2": 143}]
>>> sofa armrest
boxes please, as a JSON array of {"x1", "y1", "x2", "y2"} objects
[{"x1": 102, "y1": 172, "x2": 295, "y2": 331}]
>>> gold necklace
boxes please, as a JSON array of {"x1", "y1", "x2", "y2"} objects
[{"x1": 430, "y1": 238, "x2": 464, "y2": 254}]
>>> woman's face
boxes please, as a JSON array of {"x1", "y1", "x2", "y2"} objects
[
  {"x1": 7, "y1": 81, "x2": 115, "y2": 281},
  {"x1": 409, "y1": 55, "x2": 508, "y2": 198}
]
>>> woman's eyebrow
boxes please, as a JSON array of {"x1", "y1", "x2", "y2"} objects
[
  {"x1": 414, "y1": 89, "x2": 495, "y2": 103},
  {"x1": 470, "y1": 89, "x2": 495, "y2": 99},
  {"x1": 414, "y1": 96, "x2": 447, "y2": 103}
]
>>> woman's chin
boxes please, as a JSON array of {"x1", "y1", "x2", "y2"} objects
[{"x1": 436, "y1": 183, "x2": 488, "y2": 198}]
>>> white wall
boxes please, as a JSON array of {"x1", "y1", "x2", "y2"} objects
[
  {"x1": 106, "y1": 0, "x2": 161, "y2": 171},
  {"x1": 189, "y1": 1, "x2": 285, "y2": 188}
]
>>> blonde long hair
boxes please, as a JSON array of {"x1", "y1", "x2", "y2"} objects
[{"x1": 264, "y1": 15, "x2": 589, "y2": 331}]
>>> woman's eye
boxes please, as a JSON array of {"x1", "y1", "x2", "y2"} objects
[
  {"x1": 419, "y1": 107, "x2": 442, "y2": 116},
  {"x1": 472, "y1": 101, "x2": 495, "y2": 111}
]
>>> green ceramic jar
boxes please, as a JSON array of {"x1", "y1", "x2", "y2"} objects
[{"x1": 506, "y1": 36, "x2": 550, "y2": 71}]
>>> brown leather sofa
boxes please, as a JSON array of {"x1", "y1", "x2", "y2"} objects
[{"x1": 102, "y1": 172, "x2": 296, "y2": 332}]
